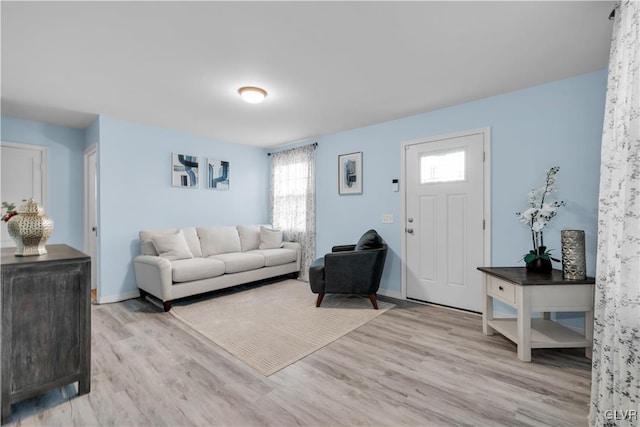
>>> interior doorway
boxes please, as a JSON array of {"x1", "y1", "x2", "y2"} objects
[
  {"x1": 402, "y1": 128, "x2": 490, "y2": 312},
  {"x1": 1, "y1": 142, "x2": 48, "y2": 247},
  {"x1": 84, "y1": 144, "x2": 99, "y2": 299}
]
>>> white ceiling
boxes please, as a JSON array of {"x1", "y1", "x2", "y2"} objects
[{"x1": 1, "y1": 1, "x2": 614, "y2": 148}]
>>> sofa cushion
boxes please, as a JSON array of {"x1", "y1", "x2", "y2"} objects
[
  {"x1": 140, "y1": 227, "x2": 202, "y2": 257},
  {"x1": 259, "y1": 226, "x2": 284, "y2": 249},
  {"x1": 249, "y1": 248, "x2": 297, "y2": 267},
  {"x1": 198, "y1": 226, "x2": 242, "y2": 256},
  {"x1": 180, "y1": 227, "x2": 203, "y2": 257},
  {"x1": 209, "y1": 252, "x2": 265, "y2": 274},
  {"x1": 355, "y1": 229, "x2": 383, "y2": 250},
  {"x1": 151, "y1": 230, "x2": 193, "y2": 261},
  {"x1": 237, "y1": 224, "x2": 262, "y2": 252},
  {"x1": 170, "y1": 258, "x2": 226, "y2": 283}
]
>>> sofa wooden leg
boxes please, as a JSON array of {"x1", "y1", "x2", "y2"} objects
[
  {"x1": 163, "y1": 301, "x2": 172, "y2": 312},
  {"x1": 368, "y1": 294, "x2": 378, "y2": 310},
  {"x1": 316, "y1": 293, "x2": 325, "y2": 307}
]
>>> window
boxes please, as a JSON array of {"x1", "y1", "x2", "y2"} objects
[
  {"x1": 272, "y1": 161, "x2": 309, "y2": 232},
  {"x1": 420, "y1": 149, "x2": 466, "y2": 183},
  {"x1": 269, "y1": 144, "x2": 316, "y2": 280}
]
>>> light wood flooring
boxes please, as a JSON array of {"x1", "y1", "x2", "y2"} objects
[{"x1": 7, "y1": 284, "x2": 592, "y2": 426}]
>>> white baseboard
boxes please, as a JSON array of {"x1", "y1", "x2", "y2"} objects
[
  {"x1": 97, "y1": 290, "x2": 141, "y2": 304},
  {"x1": 377, "y1": 288, "x2": 403, "y2": 300}
]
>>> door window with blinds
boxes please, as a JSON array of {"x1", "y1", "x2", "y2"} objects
[{"x1": 420, "y1": 148, "x2": 466, "y2": 184}]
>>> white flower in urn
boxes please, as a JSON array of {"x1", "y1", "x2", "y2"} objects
[{"x1": 516, "y1": 166, "x2": 565, "y2": 266}]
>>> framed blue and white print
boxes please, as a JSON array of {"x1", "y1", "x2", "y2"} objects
[
  {"x1": 207, "y1": 159, "x2": 229, "y2": 190},
  {"x1": 338, "y1": 151, "x2": 362, "y2": 195},
  {"x1": 172, "y1": 153, "x2": 199, "y2": 188}
]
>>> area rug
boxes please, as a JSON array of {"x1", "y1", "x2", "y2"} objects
[{"x1": 170, "y1": 279, "x2": 394, "y2": 376}]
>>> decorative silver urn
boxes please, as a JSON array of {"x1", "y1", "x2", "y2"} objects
[{"x1": 7, "y1": 199, "x2": 54, "y2": 256}]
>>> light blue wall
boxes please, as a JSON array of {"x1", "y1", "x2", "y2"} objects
[
  {"x1": 96, "y1": 116, "x2": 269, "y2": 300},
  {"x1": 1, "y1": 69, "x2": 607, "y2": 319},
  {"x1": 1, "y1": 116, "x2": 85, "y2": 250},
  {"x1": 310, "y1": 70, "x2": 607, "y2": 304},
  {"x1": 84, "y1": 117, "x2": 99, "y2": 148}
]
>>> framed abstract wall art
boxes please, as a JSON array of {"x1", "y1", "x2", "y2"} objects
[
  {"x1": 338, "y1": 152, "x2": 362, "y2": 195},
  {"x1": 171, "y1": 153, "x2": 199, "y2": 188},
  {"x1": 207, "y1": 159, "x2": 230, "y2": 190}
]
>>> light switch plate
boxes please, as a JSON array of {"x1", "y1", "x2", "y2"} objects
[{"x1": 382, "y1": 214, "x2": 393, "y2": 224}]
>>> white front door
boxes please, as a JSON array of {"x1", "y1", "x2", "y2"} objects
[
  {"x1": 1, "y1": 142, "x2": 47, "y2": 247},
  {"x1": 404, "y1": 130, "x2": 487, "y2": 312}
]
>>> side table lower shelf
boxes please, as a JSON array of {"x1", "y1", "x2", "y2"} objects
[
  {"x1": 488, "y1": 318, "x2": 592, "y2": 349},
  {"x1": 479, "y1": 267, "x2": 595, "y2": 362}
]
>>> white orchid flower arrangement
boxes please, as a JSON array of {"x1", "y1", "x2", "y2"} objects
[
  {"x1": 516, "y1": 166, "x2": 565, "y2": 264},
  {"x1": 1, "y1": 201, "x2": 18, "y2": 222}
]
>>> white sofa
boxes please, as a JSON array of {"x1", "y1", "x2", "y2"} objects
[{"x1": 133, "y1": 224, "x2": 301, "y2": 311}]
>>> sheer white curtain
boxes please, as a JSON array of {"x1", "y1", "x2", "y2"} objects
[
  {"x1": 270, "y1": 144, "x2": 315, "y2": 281},
  {"x1": 589, "y1": 2, "x2": 640, "y2": 426}
]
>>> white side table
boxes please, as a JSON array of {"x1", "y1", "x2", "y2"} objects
[{"x1": 478, "y1": 267, "x2": 595, "y2": 362}]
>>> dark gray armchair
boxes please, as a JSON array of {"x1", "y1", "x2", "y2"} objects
[{"x1": 309, "y1": 229, "x2": 388, "y2": 309}]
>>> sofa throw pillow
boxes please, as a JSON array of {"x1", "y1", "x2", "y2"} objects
[
  {"x1": 355, "y1": 229, "x2": 382, "y2": 250},
  {"x1": 151, "y1": 230, "x2": 194, "y2": 260},
  {"x1": 237, "y1": 224, "x2": 263, "y2": 252},
  {"x1": 259, "y1": 226, "x2": 284, "y2": 249}
]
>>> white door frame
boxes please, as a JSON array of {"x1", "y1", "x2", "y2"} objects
[
  {"x1": 0, "y1": 141, "x2": 48, "y2": 211},
  {"x1": 83, "y1": 143, "x2": 99, "y2": 295},
  {"x1": 400, "y1": 127, "x2": 492, "y2": 301}
]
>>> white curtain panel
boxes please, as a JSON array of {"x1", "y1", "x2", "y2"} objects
[
  {"x1": 590, "y1": 2, "x2": 640, "y2": 426},
  {"x1": 269, "y1": 144, "x2": 316, "y2": 281}
]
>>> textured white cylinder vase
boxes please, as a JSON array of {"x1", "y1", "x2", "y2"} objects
[{"x1": 561, "y1": 230, "x2": 586, "y2": 280}]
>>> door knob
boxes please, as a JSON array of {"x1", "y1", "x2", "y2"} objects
[
  {"x1": 406, "y1": 228, "x2": 414, "y2": 234},
  {"x1": 408, "y1": 217, "x2": 414, "y2": 223}
]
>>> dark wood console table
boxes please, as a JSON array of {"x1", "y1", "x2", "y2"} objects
[
  {"x1": 1, "y1": 244, "x2": 91, "y2": 423},
  {"x1": 478, "y1": 267, "x2": 595, "y2": 362}
]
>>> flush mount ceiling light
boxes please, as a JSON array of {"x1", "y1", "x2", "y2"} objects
[{"x1": 238, "y1": 86, "x2": 267, "y2": 104}]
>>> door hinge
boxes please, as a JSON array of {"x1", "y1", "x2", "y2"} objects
[
  {"x1": 483, "y1": 152, "x2": 486, "y2": 162},
  {"x1": 483, "y1": 219, "x2": 486, "y2": 230}
]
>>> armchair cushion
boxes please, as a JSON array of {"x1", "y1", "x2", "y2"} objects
[
  {"x1": 355, "y1": 229, "x2": 383, "y2": 250},
  {"x1": 324, "y1": 248, "x2": 386, "y2": 294},
  {"x1": 309, "y1": 230, "x2": 388, "y2": 309},
  {"x1": 309, "y1": 257, "x2": 325, "y2": 294}
]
